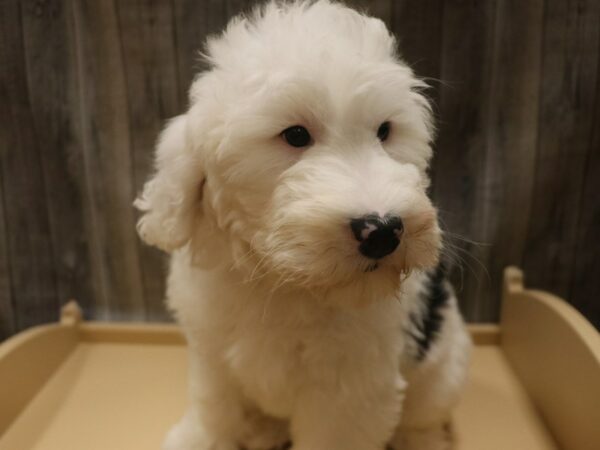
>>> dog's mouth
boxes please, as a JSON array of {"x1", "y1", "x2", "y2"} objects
[
  {"x1": 238, "y1": 241, "x2": 414, "y2": 306},
  {"x1": 247, "y1": 211, "x2": 438, "y2": 294},
  {"x1": 240, "y1": 248, "x2": 400, "y2": 291},
  {"x1": 364, "y1": 262, "x2": 379, "y2": 272}
]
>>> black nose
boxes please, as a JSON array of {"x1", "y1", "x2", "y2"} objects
[{"x1": 350, "y1": 215, "x2": 403, "y2": 259}]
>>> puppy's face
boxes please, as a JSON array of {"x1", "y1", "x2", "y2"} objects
[{"x1": 137, "y1": 2, "x2": 441, "y2": 303}]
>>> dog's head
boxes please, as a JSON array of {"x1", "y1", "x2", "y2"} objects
[{"x1": 136, "y1": 1, "x2": 441, "y2": 303}]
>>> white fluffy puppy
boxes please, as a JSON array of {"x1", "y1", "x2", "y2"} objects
[{"x1": 136, "y1": 1, "x2": 471, "y2": 449}]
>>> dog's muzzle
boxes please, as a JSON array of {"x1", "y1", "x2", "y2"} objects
[{"x1": 350, "y1": 214, "x2": 403, "y2": 259}]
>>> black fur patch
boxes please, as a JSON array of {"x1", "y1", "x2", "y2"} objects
[{"x1": 410, "y1": 263, "x2": 450, "y2": 360}]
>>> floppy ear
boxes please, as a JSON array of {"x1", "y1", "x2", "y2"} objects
[{"x1": 134, "y1": 114, "x2": 204, "y2": 252}]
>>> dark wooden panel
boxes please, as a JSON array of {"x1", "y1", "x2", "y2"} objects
[
  {"x1": 71, "y1": 0, "x2": 146, "y2": 320},
  {"x1": 522, "y1": 0, "x2": 600, "y2": 302},
  {"x1": 0, "y1": 0, "x2": 59, "y2": 331},
  {"x1": 20, "y1": 0, "x2": 94, "y2": 319},
  {"x1": 0, "y1": 0, "x2": 599, "y2": 334},
  {"x1": 433, "y1": 0, "x2": 499, "y2": 321},
  {"x1": 345, "y1": 0, "x2": 392, "y2": 21},
  {"x1": 115, "y1": 0, "x2": 182, "y2": 321},
  {"x1": 389, "y1": 0, "x2": 444, "y2": 106},
  {"x1": 172, "y1": 0, "x2": 230, "y2": 105},
  {"x1": 570, "y1": 48, "x2": 600, "y2": 329},
  {"x1": 226, "y1": 0, "x2": 258, "y2": 15},
  {"x1": 469, "y1": 0, "x2": 545, "y2": 321},
  {"x1": 0, "y1": 181, "x2": 14, "y2": 339}
]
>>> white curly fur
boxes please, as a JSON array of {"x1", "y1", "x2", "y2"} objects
[{"x1": 136, "y1": 2, "x2": 471, "y2": 449}]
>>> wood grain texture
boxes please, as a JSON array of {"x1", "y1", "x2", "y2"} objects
[
  {"x1": 20, "y1": 0, "x2": 94, "y2": 319},
  {"x1": 390, "y1": 0, "x2": 444, "y2": 107},
  {"x1": 469, "y1": 0, "x2": 545, "y2": 321},
  {"x1": 172, "y1": 0, "x2": 230, "y2": 105},
  {"x1": 570, "y1": 20, "x2": 600, "y2": 328},
  {"x1": 71, "y1": 0, "x2": 145, "y2": 321},
  {"x1": 433, "y1": 0, "x2": 498, "y2": 319},
  {"x1": 0, "y1": 0, "x2": 599, "y2": 338},
  {"x1": 346, "y1": 0, "x2": 392, "y2": 21},
  {"x1": 0, "y1": 0, "x2": 59, "y2": 333},
  {"x1": 0, "y1": 6, "x2": 16, "y2": 340},
  {"x1": 0, "y1": 180, "x2": 14, "y2": 338},
  {"x1": 115, "y1": 0, "x2": 181, "y2": 320},
  {"x1": 522, "y1": 0, "x2": 600, "y2": 304}
]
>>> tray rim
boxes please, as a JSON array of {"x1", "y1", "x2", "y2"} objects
[{"x1": 1, "y1": 266, "x2": 599, "y2": 449}]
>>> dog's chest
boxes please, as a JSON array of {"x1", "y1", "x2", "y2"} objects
[
  {"x1": 225, "y1": 321, "x2": 307, "y2": 416},
  {"x1": 221, "y1": 297, "x2": 405, "y2": 418}
]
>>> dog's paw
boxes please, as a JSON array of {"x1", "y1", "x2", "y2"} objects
[
  {"x1": 389, "y1": 424, "x2": 451, "y2": 450},
  {"x1": 240, "y1": 411, "x2": 289, "y2": 450},
  {"x1": 162, "y1": 417, "x2": 237, "y2": 450}
]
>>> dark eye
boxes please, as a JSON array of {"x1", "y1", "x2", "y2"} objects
[
  {"x1": 282, "y1": 126, "x2": 312, "y2": 148},
  {"x1": 377, "y1": 121, "x2": 391, "y2": 142}
]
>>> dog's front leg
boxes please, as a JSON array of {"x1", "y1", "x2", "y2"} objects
[
  {"x1": 290, "y1": 376, "x2": 405, "y2": 450},
  {"x1": 163, "y1": 347, "x2": 244, "y2": 450}
]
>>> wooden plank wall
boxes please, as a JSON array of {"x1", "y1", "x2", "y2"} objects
[{"x1": 0, "y1": 0, "x2": 598, "y2": 339}]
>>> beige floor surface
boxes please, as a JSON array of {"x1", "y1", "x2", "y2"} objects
[{"x1": 0, "y1": 340, "x2": 557, "y2": 450}]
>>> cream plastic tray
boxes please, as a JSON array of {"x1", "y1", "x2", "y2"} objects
[{"x1": 1, "y1": 267, "x2": 599, "y2": 450}]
